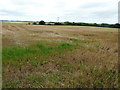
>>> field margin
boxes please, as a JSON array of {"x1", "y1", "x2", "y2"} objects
[{"x1": 0, "y1": 21, "x2": 2, "y2": 89}]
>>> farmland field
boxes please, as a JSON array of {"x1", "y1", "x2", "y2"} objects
[{"x1": 2, "y1": 24, "x2": 118, "y2": 88}]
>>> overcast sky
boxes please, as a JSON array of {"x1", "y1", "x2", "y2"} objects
[{"x1": 0, "y1": 0, "x2": 119, "y2": 24}]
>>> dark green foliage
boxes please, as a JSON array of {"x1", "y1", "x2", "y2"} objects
[
  {"x1": 32, "y1": 20, "x2": 119, "y2": 28},
  {"x1": 33, "y1": 22, "x2": 37, "y2": 25},
  {"x1": 39, "y1": 20, "x2": 45, "y2": 25},
  {"x1": 57, "y1": 43, "x2": 71, "y2": 49},
  {"x1": 54, "y1": 22, "x2": 62, "y2": 25}
]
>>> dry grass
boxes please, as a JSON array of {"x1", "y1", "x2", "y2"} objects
[{"x1": 2, "y1": 24, "x2": 118, "y2": 88}]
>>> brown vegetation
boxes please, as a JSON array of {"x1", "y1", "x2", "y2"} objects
[{"x1": 2, "y1": 24, "x2": 118, "y2": 88}]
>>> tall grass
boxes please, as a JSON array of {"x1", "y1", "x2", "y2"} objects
[{"x1": 2, "y1": 42, "x2": 75, "y2": 66}]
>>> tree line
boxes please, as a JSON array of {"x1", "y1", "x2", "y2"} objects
[{"x1": 30, "y1": 20, "x2": 120, "y2": 28}]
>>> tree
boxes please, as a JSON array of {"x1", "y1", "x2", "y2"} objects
[
  {"x1": 39, "y1": 20, "x2": 45, "y2": 25},
  {"x1": 64, "y1": 21, "x2": 73, "y2": 25},
  {"x1": 54, "y1": 22, "x2": 62, "y2": 25},
  {"x1": 28, "y1": 22, "x2": 31, "y2": 25},
  {"x1": 33, "y1": 22, "x2": 37, "y2": 25},
  {"x1": 114, "y1": 23, "x2": 120, "y2": 28}
]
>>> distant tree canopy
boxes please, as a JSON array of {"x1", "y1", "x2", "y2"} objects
[
  {"x1": 32, "y1": 20, "x2": 120, "y2": 28},
  {"x1": 64, "y1": 21, "x2": 73, "y2": 25},
  {"x1": 33, "y1": 22, "x2": 37, "y2": 25},
  {"x1": 39, "y1": 20, "x2": 45, "y2": 25},
  {"x1": 114, "y1": 23, "x2": 120, "y2": 28},
  {"x1": 54, "y1": 22, "x2": 62, "y2": 25}
]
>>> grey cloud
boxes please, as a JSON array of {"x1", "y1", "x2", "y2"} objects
[
  {"x1": 92, "y1": 9, "x2": 117, "y2": 18},
  {"x1": 12, "y1": 0, "x2": 45, "y2": 8},
  {"x1": 0, "y1": 0, "x2": 118, "y2": 24},
  {"x1": 81, "y1": 2, "x2": 108, "y2": 9},
  {"x1": 0, "y1": 9, "x2": 25, "y2": 16}
]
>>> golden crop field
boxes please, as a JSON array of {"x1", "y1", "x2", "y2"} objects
[{"x1": 2, "y1": 24, "x2": 118, "y2": 88}]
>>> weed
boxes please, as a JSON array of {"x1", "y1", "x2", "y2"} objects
[
  {"x1": 46, "y1": 73, "x2": 59, "y2": 83},
  {"x1": 70, "y1": 38, "x2": 79, "y2": 41},
  {"x1": 31, "y1": 60, "x2": 38, "y2": 66},
  {"x1": 56, "y1": 43, "x2": 72, "y2": 52},
  {"x1": 63, "y1": 64, "x2": 75, "y2": 69},
  {"x1": 3, "y1": 80, "x2": 19, "y2": 88},
  {"x1": 62, "y1": 64, "x2": 76, "y2": 72},
  {"x1": 79, "y1": 64, "x2": 86, "y2": 70},
  {"x1": 57, "y1": 43, "x2": 71, "y2": 49},
  {"x1": 93, "y1": 80, "x2": 104, "y2": 88}
]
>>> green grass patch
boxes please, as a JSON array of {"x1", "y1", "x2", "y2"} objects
[
  {"x1": 31, "y1": 60, "x2": 38, "y2": 66},
  {"x1": 3, "y1": 80, "x2": 20, "y2": 88},
  {"x1": 56, "y1": 43, "x2": 72, "y2": 52},
  {"x1": 79, "y1": 64, "x2": 86, "y2": 70},
  {"x1": 2, "y1": 42, "x2": 74, "y2": 66},
  {"x1": 93, "y1": 80, "x2": 104, "y2": 88},
  {"x1": 63, "y1": 64, "x2": 76, "y2": 70}
]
